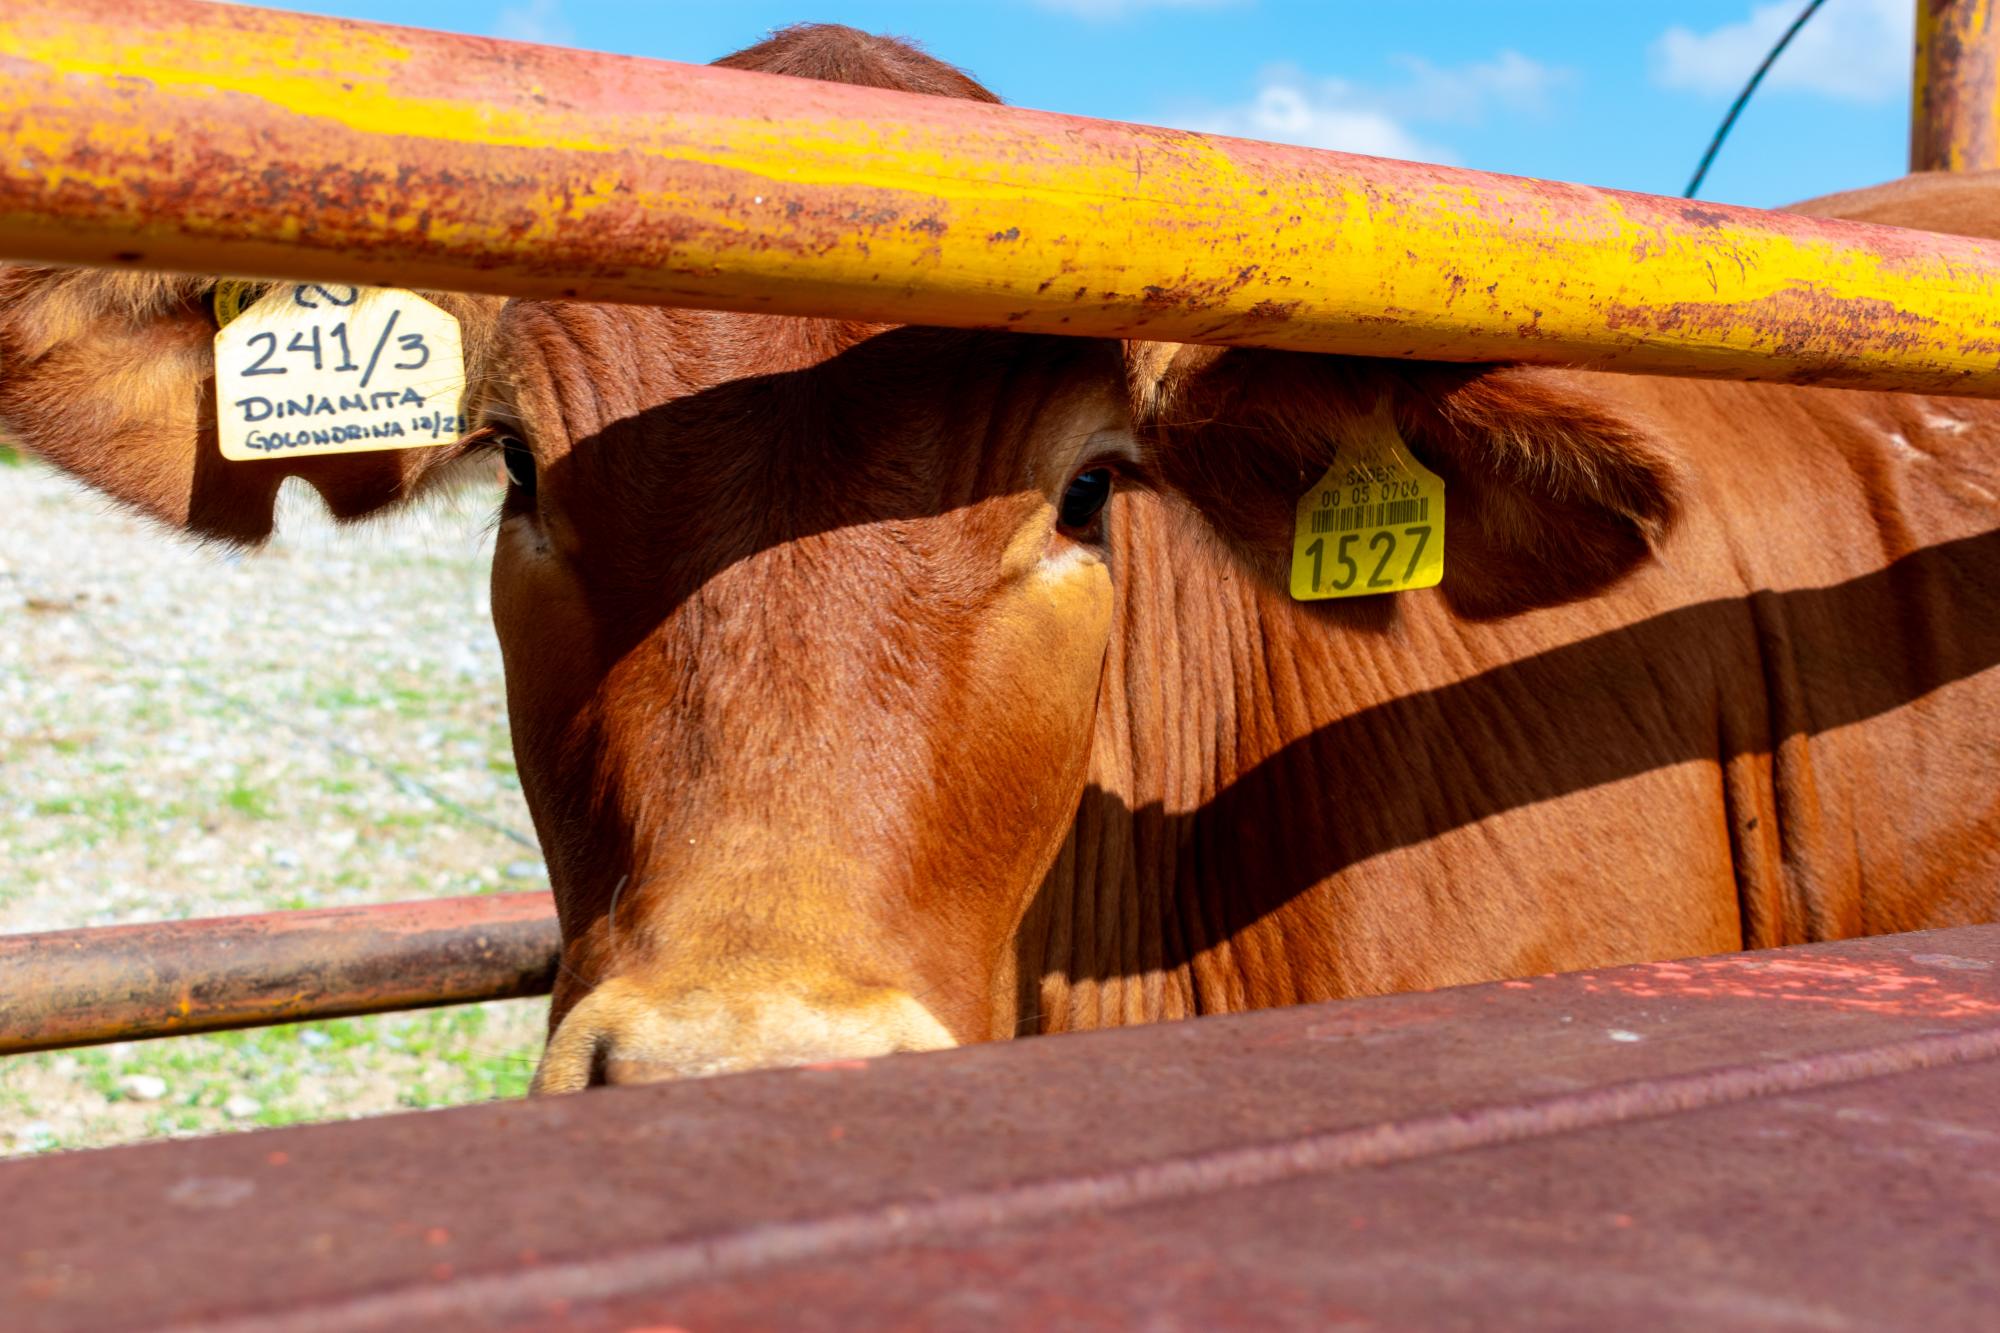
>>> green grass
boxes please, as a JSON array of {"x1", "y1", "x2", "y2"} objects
[
  {"x1": 388, "y1": 685, "x2": 434, "y2": 719},
  {"x1": 29, "y1": 789, "x2": 176, "y2": 840},
  {"x1": 312, "y1": 684, "x2": 374, "y2": 711},
  {"x1": 333, "y1": 802, "x2": 434, "y2": 831},
  {"x1": 391, "y1": 1008, "x2": 537, "y2": 1107},
  {"x1": 2, "y1": 449, "x2": 536, "y2": 1158},
  {"x1": 1, "y1": 1001, "x2": 544, "y2": 1154},
  {"x1": 222, "y1": 784, "x2": 275, "y2": 820}
]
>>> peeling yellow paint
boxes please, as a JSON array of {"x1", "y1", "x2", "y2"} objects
[
  {"x1": 6, "y1": 0, "x2": 2000, "y2": 395},
  {"x1": 1914, "y1": 0, "x2": 2000, "y2": 173}
]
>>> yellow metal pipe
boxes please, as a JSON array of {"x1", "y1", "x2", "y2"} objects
[{"x1": 5, "y1": 0, "x2": 2000, "y2": 394}]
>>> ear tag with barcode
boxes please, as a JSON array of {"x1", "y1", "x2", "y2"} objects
[
  {"x1": 1290, "y1": 404, "x2": 1445, "y2": 600},
  {"x1": 213, "y1": 283, "x2": 467, "y2": 462}
]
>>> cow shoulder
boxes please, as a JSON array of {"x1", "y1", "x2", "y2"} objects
[{"x1": 1790, "y1": 169, "x2": 2000, "y2": 240}]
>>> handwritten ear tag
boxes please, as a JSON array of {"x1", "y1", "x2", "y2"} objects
[
  {"x1": 1290, "y1": 404, "x2": 1445, "y2": 600},
  {"x1": 213, "y1": 284, "x2": 467, "y2": 461}
]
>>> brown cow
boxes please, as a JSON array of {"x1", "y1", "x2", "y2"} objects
[{"x1": 3, "y1": 27, "x2": 1997, "y2": 1092}]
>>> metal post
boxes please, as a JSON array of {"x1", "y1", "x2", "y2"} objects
[{"x1": 1912, "y1": 0, "x2": 2000, "y2": 171}]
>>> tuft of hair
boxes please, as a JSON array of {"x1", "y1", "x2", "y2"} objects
[
  {"x1": 0, "y1": 269, "x2": 244, "y2": 363},
  {"x1": 713, "y1": 23, "x2": 1000, "y2": 102},
  {"x1": 1412, "y1": 365, "x2": 1682, "y2": 551}
]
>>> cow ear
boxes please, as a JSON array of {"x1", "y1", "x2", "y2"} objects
[
  {"x1": 1127, "y1": 344, "x2": 1685, "y2": 617},
  {"x1": 0, "y1": 266, "x2": 504, "y2": 545}
]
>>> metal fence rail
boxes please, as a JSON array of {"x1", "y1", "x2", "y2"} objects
[
  {"x1": 1, "y1": 4, "x2": 1998, "y2": 1324},
  {"x1": 3, "y1": 2, "x2": 2000, "y2": 1053},
  {"x1": 8, "y1": 925, "x2": 1998, "y2": 1330},
  {"x1": 0, "y1": 895, "x2": 559, "y2": 1054},
  {"x1": 9, "y1": 0, "x2": 2000, "y2": 395}
]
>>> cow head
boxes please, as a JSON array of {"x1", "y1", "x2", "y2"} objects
[{"x1": 0, "y1": 26, "x2": 1680, "y2": 1090}]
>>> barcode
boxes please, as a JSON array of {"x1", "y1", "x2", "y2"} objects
[{"x1": 1311, "y1": 496, "x2": 1428, "y2": 534}]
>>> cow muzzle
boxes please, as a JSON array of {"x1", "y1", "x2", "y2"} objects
[{"x1": 530, "y1": 975, "x2": 959, "y2": 1092}]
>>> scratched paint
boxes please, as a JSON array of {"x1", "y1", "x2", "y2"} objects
[
  {"x1": 8, "y1": 2, "x2": 2000, "y2": 394},
  {"x1": 1575, "y1": 956, "x2": 2000, "y2": 1020}
]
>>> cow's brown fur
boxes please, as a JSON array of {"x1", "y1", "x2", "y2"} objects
[{"x1": 3, "y1": 25, "x2": 1997, "y2": 1087}]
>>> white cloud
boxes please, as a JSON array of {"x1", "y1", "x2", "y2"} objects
[
  {"x1": 1653, "y1": 0, "x2": 1911, "y2": 103},
  {"x1": 1188, "y1": 77, "x2": 1442, "y2": 159},
  {"x1": 1392, "y1": 50, "x2": 1566, "y2": 123},
  {"x1": 1169, "y1": 51, "x2": 1568, "y2": 165},
  {"x1": 1029, "y1": 0, "x2": 1242, "y2": 20},
  {"x1": 495, "y1": 0, "x2": 572, "y2": 46}
]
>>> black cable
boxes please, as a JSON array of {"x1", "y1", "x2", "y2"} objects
[{"x1": 1684, "y1": 0, "x2": 1829, "y2": 198}]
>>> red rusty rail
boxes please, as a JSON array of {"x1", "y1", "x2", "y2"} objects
[
  {"x1": 0, "y1": 894, "x2": 559, "y2": 1054},
  {"x1": 1914, "y1": 0, "x2": 2000, "y2": 171},
  {"x1": 4, "y1": 924, "x2": 1997, "y2": 1330},
  {"x1": 10, "y1": 1, "x2": 2000, "y2": 394}
]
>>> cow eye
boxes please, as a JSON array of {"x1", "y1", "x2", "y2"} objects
[
  {"x1": 498, "y1": 435, "x2": 536, "y2": 497},
  {"x1": 1058, "y1": 468, "x2": 1113, "y2": 531}
]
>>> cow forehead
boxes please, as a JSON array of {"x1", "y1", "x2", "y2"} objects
[
  {"x1": 480, "y1": 302, "x2": 1132, "y2": 485},
  {"x1": 481, "y1": 302, "x2": 1135, "y2": 659}
]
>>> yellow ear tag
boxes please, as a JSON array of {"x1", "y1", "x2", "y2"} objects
[
  {"x1": 213, "y1": 284, "x2": 467, "y2": 462},
  {"x1": 1290, "y1": 404, "x2": 1445, "y2": 600},
  {"x1": 211, "y1": 280, "x2": 259, "y2": 329}
]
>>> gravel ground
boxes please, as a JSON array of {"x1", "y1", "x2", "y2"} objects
[{"x1": 0, "y1": 445, "x2": 549, "y2": 1155}]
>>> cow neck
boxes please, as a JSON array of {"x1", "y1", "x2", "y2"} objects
[{"x1": 1018, "y1": 491, "x2": 1367, "y2": 1033}]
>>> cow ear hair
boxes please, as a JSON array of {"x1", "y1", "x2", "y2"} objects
[
  {"x1": 1125, "y1": 343, "x2": 1685, "y2": 617},
  {"x1": 0, "y1": 266, "x2": 504, "y2": 545}
]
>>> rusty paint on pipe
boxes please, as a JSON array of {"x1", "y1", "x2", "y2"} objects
[
  {"x1": 1913, "y1": 0, "x2": 2000, "y2": 171},
  {"x1": 6, "y1": 3, "x2": 2000, "y2": 395},
  {"x1": 0, "y1": 894, "x2": 559, "y2": 1054}
]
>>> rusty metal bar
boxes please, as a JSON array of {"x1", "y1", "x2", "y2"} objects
[
  {"x1": 0, "y1": 894, "x2": 558, "y2": 1054},
  {"x1": 1913, "y1": 0, "x2": 2000, "y2": 171},
  {"x1": 4, "y1": 924, "x2": 1997, "y2": 1329},
  {"x1": 7, "y1": 3, "x2": 2000, "y2": 396}
]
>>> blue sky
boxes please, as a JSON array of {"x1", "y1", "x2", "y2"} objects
[{"x1": 249, "y1": 0, "x2": 1916, "y2": 209}]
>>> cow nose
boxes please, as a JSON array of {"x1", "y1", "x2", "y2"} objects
[{"x1": 530, "y1": 975, "x2": 959, "y2": 1093}]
